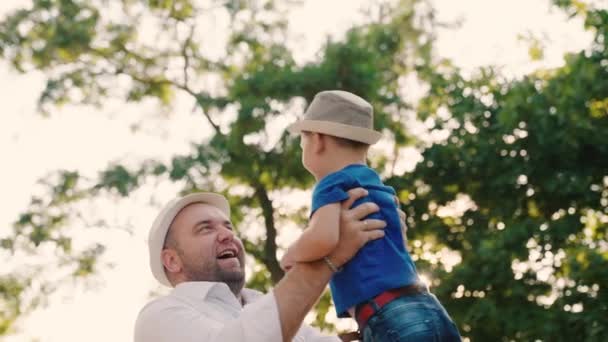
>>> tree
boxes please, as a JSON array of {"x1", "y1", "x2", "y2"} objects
[
  {"x1": 388, "y1": 0, "x2": 607, "y2": 339},
  {"x1": 0, "y1": 0, "x2": 435, "y2": 335}
]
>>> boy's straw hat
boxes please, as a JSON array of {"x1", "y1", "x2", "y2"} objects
[{"x1": 287, "y1": 90, "x2": 382, "y2": 145}]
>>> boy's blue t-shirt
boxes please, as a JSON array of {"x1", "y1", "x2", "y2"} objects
[{"x1": 311, "y1": 164, "x2": 418, "y2": 317}]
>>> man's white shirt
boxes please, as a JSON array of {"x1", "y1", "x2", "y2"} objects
[{"x1": 134, "y1": 281, "x2": 339, "y2": 342}]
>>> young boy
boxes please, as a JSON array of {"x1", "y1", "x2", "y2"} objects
[{"x1": 281, "y1": 90, "x2": 461, "y2": 341}]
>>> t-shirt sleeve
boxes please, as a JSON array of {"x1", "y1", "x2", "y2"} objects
[{"x1": 311, "y1": 171, "x2": 358, "y2": 215}]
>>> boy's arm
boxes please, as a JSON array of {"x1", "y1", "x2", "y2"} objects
[{"x1": 284, "y1": 203, "x2": 341, "y2": 264}]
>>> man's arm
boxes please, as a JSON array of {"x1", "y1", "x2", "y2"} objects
[
  {"x1": 273, "y1": 188, "x2": 386, "y2": 341},
  {"x1": 135, "y1": 188, "x2": 385, "y2": 342}
]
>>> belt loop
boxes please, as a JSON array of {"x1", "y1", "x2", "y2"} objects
[
  {"x1": 369, "y1": 297, "x2": 381, "y2": 312},
  {"x1": 355, "y1": 298, "x2": 375, "y2": 330},
  {"x1": 356, "y1": 297, "x2": 380, "y2": 320}
]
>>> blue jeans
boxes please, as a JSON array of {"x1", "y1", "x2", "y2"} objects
[{"x1": 361, "y1": 292, "x2": 461, "y2": 342}]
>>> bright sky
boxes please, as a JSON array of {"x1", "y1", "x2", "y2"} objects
[{"x1": 0, "y1": 0, "x2": 594, "y2": 341}]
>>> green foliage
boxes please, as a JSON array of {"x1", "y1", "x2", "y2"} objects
[
  {"x1": 312, "y1": 290, "x2": 335, "y2": 332},
  {"x1": 518, "y1": 32, "x2": 546, "y2": 61},
  {"x1": 0, "y1": 276, "x2": 28, "y2": 335},
  {"x1": 96, "y1": 165, "x2": 141, "y2": 196},
  {"x1": 72, "y1": 243, "x2": 106, "y2": 277},
  {"x1": 388, "y1": 2, "x2": 608, "y2": 339},
  {"x1": 148, "y1": 0, "x2": 195, "y2": 20},
  {"x1": 1, "y1": 0, "x2": 606, "y2": 340}
]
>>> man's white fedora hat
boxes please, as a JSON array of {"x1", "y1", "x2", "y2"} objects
[
  {"x1": 287, "y1": 90, "x2": 382, "y2": 145},
  {"x1": 148, "y1": 192, "x2": 230, "y2": 287}
]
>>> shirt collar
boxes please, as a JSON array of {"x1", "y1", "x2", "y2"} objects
[
  {"x1": 241, "y1": 287, "x2": 264, "y2": 305},
  {"x1": 172, "y1": 281, "x2": 263, "y2": 307},
  {"x1": 173, "y1": 281, "x2": 217, "y2": 297}
]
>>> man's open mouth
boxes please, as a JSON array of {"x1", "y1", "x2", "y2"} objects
[{"x1": 217, "y1": 249, "x2": 237, "y2": 259}]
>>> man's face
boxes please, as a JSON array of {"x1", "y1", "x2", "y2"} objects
[{"x1": 166, "y1": 203, "x2": 245, "y2": 294}]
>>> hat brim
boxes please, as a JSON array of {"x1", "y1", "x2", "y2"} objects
[
  {"x1": 287, "y1": 119, "x2": 382, "y2": 145},
  {"x1": 148, "y1": 192, "x2": 230, "y2": 287}
]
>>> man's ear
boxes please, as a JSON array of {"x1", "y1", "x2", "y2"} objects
[{"x1": 161, "y1": 248, "x2": 182, "y2": 274}]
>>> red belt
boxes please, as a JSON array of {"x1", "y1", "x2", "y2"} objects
[{"x1": 355, "y1": 283, "x2": 428, "y2": 330}]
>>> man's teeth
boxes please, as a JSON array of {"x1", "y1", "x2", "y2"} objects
[{"x1": 219, "y1": 250, "x2": 236, "y2": 258}]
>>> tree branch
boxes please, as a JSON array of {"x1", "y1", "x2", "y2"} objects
[{"x1": 181, "y1": 24, "x2": 196, "y2": 90}]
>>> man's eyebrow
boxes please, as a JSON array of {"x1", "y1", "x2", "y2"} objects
[{"x1": 191, "y1": 220, "x2": 233, "y2": 231}]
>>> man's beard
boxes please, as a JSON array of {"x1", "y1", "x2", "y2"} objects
[{"x1": 181, "y1": 252, "x2": 246, "y2": 296}]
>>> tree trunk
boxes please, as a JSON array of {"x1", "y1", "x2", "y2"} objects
[{"x1": 254, "y1": 183, "x2": 284, "y2": 283}]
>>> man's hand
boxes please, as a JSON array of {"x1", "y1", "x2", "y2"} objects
[{"x1": 327, "y1": 188, "x2": 386, "y2": 268}]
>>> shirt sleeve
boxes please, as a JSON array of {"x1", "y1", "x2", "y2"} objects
[
  {"x1": 134, "y1": 292, "x2": 283, "y2": 342},
  {"x1": 311, "y1": 171, "x2": 358, "y2": 215}
]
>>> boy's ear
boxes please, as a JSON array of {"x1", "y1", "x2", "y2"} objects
[{"x1": 312, "y1": 133, "x2": 326, "y2": 154}]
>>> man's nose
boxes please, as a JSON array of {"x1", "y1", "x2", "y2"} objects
[{"x1": 216, "y1": 225, "x2": 235, "y2": 242}]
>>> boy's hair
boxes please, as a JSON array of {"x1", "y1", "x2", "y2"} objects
[{"x1": 303, "y1": 131, "x2": 369, "y2": 151}]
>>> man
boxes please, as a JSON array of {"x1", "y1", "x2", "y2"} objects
[{"x1": 134, "y1": 188, "x2": 405, "y2": 341}]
